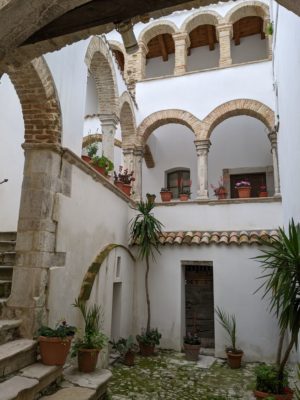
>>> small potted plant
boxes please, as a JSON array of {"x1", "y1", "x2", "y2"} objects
[
  {"x1": 72, "y1": 298, "x2": 108, "y2": 373},
  {"x1": 179, "y1": 189, "x2": 191, "y2": 201},
  {"x1": 215, "y1": 307, "x2": 243, "y2": 369},
  {"x1": 259, "y1": 184, "x2": 268, "y2": 198},
  {"x1": 110, "y1": 336, "x2": 138, "y2": 366},
  {"x1": 136, "y1": 328, "x2": 162, "y2": 357},
  {"x1": 82, "y1": 143, "x2": 98, "y2": 163},
  {"x1": 114, "y1": 166, "x2": 135, "y2": 196},
  {"x1": 235, "y1": 179, "x2": 251, "y2": 198},
  {"x1": 254, "y1": 364, "x2": 293, "y2": 399},
  {"x1": 91, "y1": 154, "x2": 114, "y2": 176},
  {"x1": 37, "y1": 320, "x2": 76, "y2": 366},
  {"x1": 160, "y1": 188, "x2": 172, "y2": 202},
  {"x1": 183, "y1": 333, "x2": 201, "y2": 361},
  {"x1": 211, "y1": 177, "x2": 227, "y2": 200},
  {"x1": 146, "y1": 193, "x2": 156, "y2": 204},
  {"x1": 177, "y1": 178, "x2": 192, "y2": 201}
]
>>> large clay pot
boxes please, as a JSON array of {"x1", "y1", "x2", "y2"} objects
[
  {"x1": 259, "y1": 191, "x2": 268, "y2": 197},
  {"x1": 81, "y1": 155, "x2": 91, "y2": 163},
  {"x1": 123, "y1": 351, "x2": 135, "y2": 366},
  {"x1": 179, "y1": 194, "x2": 189, "y2": 201},
  {"x1": 160, "y1": 191, "x2": 172, "y2": 202},
  {"x1": 226, "y1": 350, "x2": 243, "y2": 369},
  {"x1": 254, "y1": 388, "x2": 293, "y2": 399},
  {"x1": 114, "y1": 181, "x2": 124, "y2": 191},
  {"x1": 39, "y1": 336, "x2": 72, "y2": 366},
  {"x1": 93, "y1": 165, "x2": 106, "y2": 176},
  {"x1": 217, "y1": 188, "x2": 227, "y2": 200},
  {"x1": 184, "y1": 343, "x2": 200, "y2": 361},
  {"x1": 139, "y1": 342, "x2": 155, "y2": 356},
  {"x1": 122, "y1": 184, "x2": 132, "y2": 196},
  {"x1": 78, "y1": 348, "x2": 100, "y2": 373},
  {"x1": 237, "y1": 187, "x2": 251, "y2": 198}
]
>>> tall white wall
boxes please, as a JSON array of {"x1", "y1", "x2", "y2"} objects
[
  {"x1": 0, "y1": 74, "x2": 24, "y2": 231},
  {"x1": 231, "y1": 34, "x2": 269, "y2": 64},
  {"x1": 273, "y1": 2, "x2": 300, "y2": 225}
]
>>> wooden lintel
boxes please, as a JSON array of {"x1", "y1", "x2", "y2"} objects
[
  {"x1": 158, "y1": 34, "x2": 168, "y2": 62},
  {"x1": 234, "y1": 20, "x2": 240, "y2": 46},
  {"x1": 207, "y1": 25, "x2": 215, "y2": 51}
]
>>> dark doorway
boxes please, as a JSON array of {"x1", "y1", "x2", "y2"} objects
[
  {"x1": 230, "y1": 172, "x2": 266, "y2": 198},
  {"x1": 185, "y1": 263, "x2": 214, "y2": 348}
]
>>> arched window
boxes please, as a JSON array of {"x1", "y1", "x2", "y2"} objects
[{"x1": 167, "y1": 168, "x2": 191, "y2": 199}]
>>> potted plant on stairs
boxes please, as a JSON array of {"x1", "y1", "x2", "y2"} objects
[
  {"x1": 82, "y1": 143, "x2": 98, "y2": 164},
  {"x1": 37, "y1": 320, "x2": 76, "y2": 366},
  {"x1": 71, "y1": 298, "x2": 108, "y2": 373},
  {"x1": 215, "y1": 307, "x2": 244, "y2": 369}
]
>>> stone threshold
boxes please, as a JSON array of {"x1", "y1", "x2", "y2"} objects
[{"x1": 155, "y1": 196, "x2": 282, "y2": 206}]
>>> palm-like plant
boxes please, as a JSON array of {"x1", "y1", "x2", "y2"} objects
[
  {"x1": 255, "y1": 219, "x2": 300, "y2": 389},
  {"x1": 130, "y1": 199, "x2": 163, "y2": 333},
  {"x1": 215, "y1": 307, "x2": 237, "y2": 352}
]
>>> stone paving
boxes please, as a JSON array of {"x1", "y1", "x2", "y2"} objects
[{"x1": 107, "y1": 350, "x2": 259, "y2": 400}]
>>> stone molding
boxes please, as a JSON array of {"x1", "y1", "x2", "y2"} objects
[{"x1": 82, "y1": 134, "x2": 122, "y2": 149}]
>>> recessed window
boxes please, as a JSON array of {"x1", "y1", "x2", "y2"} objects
[
  {"x1": 167, "y1": 169, "x2": 190, "y2": 199},
  {"x1": 230, "y1": 173, "x2": 266, "y2": 198}
]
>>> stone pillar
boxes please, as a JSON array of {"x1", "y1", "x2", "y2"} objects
[
  {"x1": 264, "y1": 18, "x2": 273, "y2": 60},
  {"x1": 123, "y1": 146, "x2": 135, "y2": 172},
  {"x1": 133, "y1": 146, "x2": 143, "y2": 201},
  {"x1": 216, "y1": 23, "x2": 233, "y2": 67},
  {"x1": 195, "y1": 140, "x2": 211, "y2": 199},
  {"x1": 173, "y1": 32, "x2": 190, "y2": 76},
  {"x1": 101, "y1": 115, "x2": 118, "y2": 166},
  {"x1": 135, "y1": 41, "x2": 148, "y2": 81},
  {"x1": 7, "y1": 144, "x2": 65, "y2": 338},
  {"x1": 268, "y1": 132, "x2": 281, "y2": 196}
]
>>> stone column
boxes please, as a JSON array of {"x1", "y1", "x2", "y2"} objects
[
  {"x1": 101, "y1": 115, "x2": 118, "y2": 166},
  {"x1": 135, "y1": 41, "x2": 148, "y2": 81},
  {"x1": 195, "y1": 140, "x2": 211, "y2": 199},
  {"x1": 7, "y1": 144, "x2": 65, "y2": 338},
  {"x1": 173, "y1": 32, "x2": 190, "y2": 76},
  {"x1": 268, "y1": 132, "x2": 281, "y2": 196},
  {"x1": 216, "y1": 23, "x2": 233, "y2": 67},
  {"x1": 133, "y1": 146, "x2": 144, "y2": 201},
  {"x1": 123, "y1": 146, "x2": 135, "y2": 172}
]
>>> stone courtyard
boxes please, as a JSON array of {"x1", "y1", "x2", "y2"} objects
[{"x1": 106, "y1": 350, "x2": 299, "y2": 400}]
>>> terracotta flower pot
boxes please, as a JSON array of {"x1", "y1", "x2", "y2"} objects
[
  {"x1": 160, "y1": 191, "x2": 172, "y2": 202},
  {"x1": 217, "y1": 188, "x2": 227, "y2": 200},
  {"x1": 259, "y1": 191, "x2": 268, "y2": 197},
  {"x1": 81, "y1": 155, "x2": 91, "y2": 163},
  {"x1": 122, "y1": 184, "x2": 132, "y2": 196},
  {"x1": 78, "y1": 348, "x2": 100, "y2": 373},
  {"x1": 226, "y1": 350, "x2": 243, "y2": 369},
  {"x1": 179, "y1": 194, "x2": 189, "y2": 201},
  {"x1": 184, "y1": 343, "x2": 200, "y2": 361},
  {"x1": 93, "y1": 165, "x2": 106, "y2": 176},
  {"x1": 123, "y1": 351, "x2": 135, "y2": 366},
  {"x1": 39, "y1": 336, "x2": 72, "y2": 366},
  {"x1": 254, "y1": 388, "x2": 294, "y2": 399},
  {"x1": 139, "y1": 342, "x2": 155, "y2": 356},
  {"x1": 237, "y1": 187, "x2": 251, "y2": 198},
  {"x1": 114, "y1": 181, "x2": 124, "y2": 191}
]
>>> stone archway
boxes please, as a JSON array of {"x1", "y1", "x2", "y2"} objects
[
  {"x1": 224, "y1": 1, "x2": 269, "y2": 25},
  {"x1": 181, "y1": 10, "x2": 223, "y2": 33}
]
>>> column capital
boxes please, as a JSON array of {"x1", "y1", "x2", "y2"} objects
[
  {"x1": 268, "y1": 131, "x2": 277, "y2": 148},
  {"x1": 216, "y1": 23, "x2": 233, "y2": 33},
  {"x1": 172, "y1": 32, "x2": 191, "y2": 46},
  {"x1": 138, "y1": 41, "x2": 149, "y2": 55},
  {"x1": 100, "y1": 114, "x2": 119, "y2": 128},
  {"x1": 122, "y1": 146, "x2": 135, "y2": 155},
  {"x1": 194, "y1": 139, "x2": 211, "y2": 155},
  {"x1": 133, "y1": 145, "x2": 144, "y2": 157}
]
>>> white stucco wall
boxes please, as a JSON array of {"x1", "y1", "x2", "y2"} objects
[
  {"x1": 0, "y1": 74, "x2": 24, "y2": 231},
  {"x1": 272, "y1": 2, "x2": 300, "y2": 226}
]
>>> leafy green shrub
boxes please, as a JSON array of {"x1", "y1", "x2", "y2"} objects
[
  {"x1": 37, "y1": 320, "x2": 76, "y2": 338},
  {"x1": 136, "y1": 328, "x2": 162, "y2": 346},
  {"x1": 110, "y1": 336, "x2": 138, "y2": 355},
  {"x1": 87, "y1": 143, "x2": 98, "y2": 158},
  {"x1": 255, "y1": 364, "x2": 288, "y2": 394}
]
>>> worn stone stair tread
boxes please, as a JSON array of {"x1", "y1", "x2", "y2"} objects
[
  {"x1": 0, "y1": 339, "x2": 36, "y2": 360},
  {"x1": 63, "y1": 367, "x2": 112, "y2": 389},
  {"x1": 0, "y1": 375, "x2": 39, "y2": 400},
  {"x1": 19, "y1": 362, "x2": 62, "y2": 380},
  {"x1": 40, "y1": 387, "x2": 96, "y2": 400},
  {"x1": 0, "y1": 319, "x2": 22, "y2": 331}
]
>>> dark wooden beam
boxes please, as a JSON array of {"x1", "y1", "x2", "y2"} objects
[
  {"x1": 234, "y1": 20, "x2": 240, "y2": 46},
  {"x1": 158, "y1": 34, "x2": 168, "y2": 61},
  {"x1": 207, "y1": 25, "x2": 215, "y2": 51},
  {"x1": 260, "y1": 19, "x2": 266, "y2": 40}
]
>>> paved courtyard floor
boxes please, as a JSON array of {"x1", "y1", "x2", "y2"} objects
[{"x1": 107, "y1": 350, "x2": 262, "y2": 400}]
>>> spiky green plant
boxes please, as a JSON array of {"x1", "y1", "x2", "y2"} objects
[
  {"x1": 254, "y1": 219, "x2": 300, "y2": 391},
  {"x1": 215, "y1": 307, "x2": 238, "y2": 352},
  {"x1": 130, "y1": 198, "x2": 163, "y2": 333}
]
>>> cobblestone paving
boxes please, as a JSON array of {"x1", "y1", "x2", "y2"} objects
[{"x1": 107, "y1": 350, "x2": 260, "y2": 400}]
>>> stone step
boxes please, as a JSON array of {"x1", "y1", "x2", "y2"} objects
[
  {"x1": 0, "y1": 232, "x2": 17, "y2": 242},
  {"x1": 0, "y1": 251, "x2": 16, "y2": 266},
  {"x1": 0, "y1": 363, "x2": 62, "y2": 400},
  {"x1": 40, "y1": 387, "x2": 97, "y2": 400},
  {"x1": 0, "y1": 319, "x2": 21, "y2": 345},
  {"x1": 0, "y1": 280, "x2": 12, "y2": 298},
  {"x1": 0, "y1": 241, "x2": 16, "y2": 252},
  {"x1": 0, "y1": 339, "x2": 37, "y2": 377},
  {"x1": 0, "y1": 266, "x2": 13, "y2": 280}
]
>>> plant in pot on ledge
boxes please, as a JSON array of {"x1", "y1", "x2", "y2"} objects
[
  {"x1": 183, "y1": 332, "x2": 201, "y2": 361},
  {"x1": 114, "y1": 166, "x2": 135, "y2": 196},
  {"x1": 37, "y1": 320, "x2": 76, "y2": 366},
  {"x1": 253, "y1": 219, "x2": 300, "y2": 399},
  {"x1": 215, "y1": 307, "x2": 244, "y2": 369},
  {"x1": 110, "y1": 336, "x2": 138, "y2": 366},
  {"x1": 235, "y1": 179, "x2": 251, "y2": 198},
  {"x1": 82, "y1": 142, "x2": 98, "y2": 164},
  {"x1": 92, "y1": 154, "x2": 114, "y2": 176},
  {"x1": 160, "y1": 187, "x2": 172, "y2": 202},
  {"x1": 211, "y1": 177, "x2": 227, "y2": 200},
  {"x1": 71, "y1": 298, "x2": 108, "y2": 373},
  {"x1": 178, "y1": 178, "x2": 192, "y2": 201}
]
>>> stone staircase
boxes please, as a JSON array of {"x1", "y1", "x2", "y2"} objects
[{"x1": 0, "y1": 231, "x2": 16, "y2": 301}]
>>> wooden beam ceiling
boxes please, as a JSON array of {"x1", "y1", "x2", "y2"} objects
[
  {"x1": 146, "y1": 34, "x2": 175, "y2": 60},
  {"x1": 188, "y1": 24, "x2": 218, "y2": 53},
  {"x1": 233, "y1": 16, "x2": 265, "y2": 45},
  {"x1": 158, "y1": 34, "x2": 169, "y2": 61}
]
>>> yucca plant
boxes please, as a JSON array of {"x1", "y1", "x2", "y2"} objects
[
  {"x1": 130, "y1": 198, "x2": 163, "y2": 333},
  {"x1": 215, "y1": 307, "x2": 238, "y2": 352},
  {"x1": 254, "y1": 219, "x2": 300, "y2": 392}
]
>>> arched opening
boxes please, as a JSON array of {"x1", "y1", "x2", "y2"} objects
[
  {"x1": 145, "y1": 33, "x2": 175, "y2": 78},
  {"x1": 113, "y1": 49, "x2": 125, "y2": 72},
  {"x1": 208, "y1": 116, "x2": 274, "y2": 199}
]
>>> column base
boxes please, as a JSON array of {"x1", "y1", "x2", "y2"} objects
[{"x1": 197, "y1": 190, "x2": 209, "y2": 199}]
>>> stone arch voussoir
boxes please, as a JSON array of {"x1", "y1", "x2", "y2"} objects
[
  {"x1": 85, "y1": 36, "x2": 119, "y2": 119},
  {"x1": 181, "y1": 10, "x2": 224, "y2": 33},
  {"x1": 137, "y1": 109, "x2": 202, "y2": 145},
  {"x1": 8, "y1": 56, "x2": 62, "y2": 144},
  {"x1": 138, "y1": 20, "x2": 179, "y2": 46},
  {"x1": 200, "y1": 99, "x2": 275, "y2": 139},
  {"x1": 224, "y1": 1, "x2": 269, "y2": 25},
  {"x1": 119, "y1": 91, "x2": 137, "y2": 146}
]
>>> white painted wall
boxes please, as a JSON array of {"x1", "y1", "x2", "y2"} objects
[
  {"x1": 134, "y1": 245, "x2": 279, "y2": 362},
  {"x1": 187, "y1": 44, "x2": 219, "y2": 72},
  {"x1": 145, "y1": 54, "x2": 175, "y2": 79},
  {"x1": 0, "y1": 74, "x2": 24, "y2": 231},
  {"x1": 231, "y1": 34, "x2": 268, "y2": 64},
  {"x1": 135, "y1": 61, "x2": 274, "y2": 124},
  {"x1": 272, "y1": 2, "x2": 300, "y2": 225}
]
